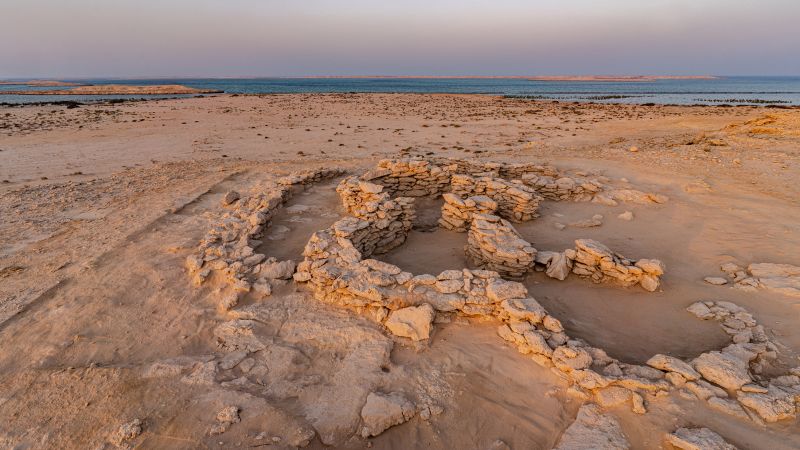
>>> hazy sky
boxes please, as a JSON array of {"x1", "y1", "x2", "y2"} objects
[{"x1": 2, "y1": 0, "x2": 798, "y2": 78}]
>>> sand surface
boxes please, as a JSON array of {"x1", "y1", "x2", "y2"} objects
[{"x1": 1, "y1": 94, "x2": 799, "y2": 449}]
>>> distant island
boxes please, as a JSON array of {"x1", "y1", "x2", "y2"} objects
[
  {"x1": 0, "y1": 80, "x2": 83, "y2": 87},
  {"x1": 292, "y1": 75, "x2": 719, "y2": 81},
  {"x1": 0, "y1": 84, "x2": 222, "y2": 95},
  {"x1": 526, "y1": 75, "x2": 718, "y2": 82}
]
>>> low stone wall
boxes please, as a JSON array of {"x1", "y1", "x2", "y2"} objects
[
  {"x1": 185, "y1": 168, "x2": 345, "y2": 310},
  {"x1": 451, "y1": 174, "x2": 541, "y2": 222},
  {"x1": 360, "y1": 159, "x2": 454, "y2": 197},
  {"x1": 294, "y1": 206, "x2": 798, "y2": 425},
  {"x1": 438, "y1": 193, "x2": 498, "y2": 232},
  {"x1": 535, "y1": 239, "x2": 665, "y2": 292},
  {"x1": 466, "y1": 214, "x2": 537, "y2": 278},
  {"x1": 520, "y1": 173, "x2": 604, "y2": 202}
]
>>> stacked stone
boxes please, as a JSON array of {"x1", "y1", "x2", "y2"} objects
[
  {"x1": 568, "y1": 239, "x2": 664, "y2": 292},
  {"x1": 361, "y1": 158, "x2": 454, "y2": 197},
  {"x1": 520, "y1": 173, "x2": 604, "y2": 202},
  {"x1": 499, "y1": 163, "x2": 560, "y2": 179},
  {"x1": 294, "y1": 197, "x2": 800, "y2": 424},
  {"x1": 428, "y1": 157, "x2": 502, "y2": 177},
  {"x1": 335, "y1": 176, "x2": 391, "y2": 216},
  {"x1": 450, "y1": 174, "x2": 541, "y2": 222},
  {"x1": 466, "y1": 213, "x2": 537, "y2": 279},
  {"x1": 438, "y1": 193, "x2": 498, "y2": 232},
  {"x1": 678, "y1": 301, "x2": 797, "y2": 424},
  {"x1": 185, "y1": 168, "x2": 344, "y2": 310}
]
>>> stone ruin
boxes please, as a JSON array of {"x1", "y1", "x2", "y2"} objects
[
  {"x1": 185, "y1": 168, "x2": 345, "y2": 309},
  {"x1": 184, "y1": 158, "x2": 800, "y2": 446},
  {"x1": 466, "y1": 213, "x2": 537, "y2": 279},
  {"x1": 450, "y1": 174, "x2": 541, "y2": 222}
]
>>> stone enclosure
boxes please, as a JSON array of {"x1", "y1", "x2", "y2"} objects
[{"x1": 185, "y1": 158, "x2": 800, "y2": 446}]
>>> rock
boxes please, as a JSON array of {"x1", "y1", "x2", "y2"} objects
[
  {"x1": 554, "y1": 404, "x2": 630, "y2": 450},
  {"x1": 693, "y1": 351, "x2": 752, "y2": 391},
  {"x1": 737, "y1": 386, "x2": 797, "y2": 422},
  {"x1": 665, "y1": 427, "x2": 737, "y2": 450},
  {"x1": 704, "y1": 277, "x2": 729, "y2": 286},
  {"x1": 360, "y1": 392, "x2": 416, "y2": 437},
  {"x1": 635, "y1": 259, "x2": 665, "y2": 276},
  {"x1": 545, "y1": 252, "x2": 572, "y2": 281},
  {"x1": 646, "y1": 354, "x2": 701, "y2": 380},
  {"x1": 687, "y1": 302, "x2": 715, "y2": 320},
  {"x1": 640, "y1": 275, "x2": 660, "y2": 292},
  {"x1": 385, "y1": 304, "x2": 435, "y2": 341},
  {"x1": 223, "y1": 191, "x2": 240, "y2": 205},
  {"x1": 486, "y1": 280, "x2": 527, "y2": 302},
  {"x1": 617, "y1": 211, "x2": 633, "y2": 221},
  {"x1": 217, "y1": 405, "x2": 240, "y2": 424},
  {"x1": 552, "y1": 346, "x2": 593, "y2": 372},
  {"x1": 594, "y1": 387, "x2": 633, "y2": 408},
  {"x1": 259, "y1": 259, "x2": 296, "y2": 279},
  {"x1": 109, "y1": 419, "x2": 143, "y2": 446}
]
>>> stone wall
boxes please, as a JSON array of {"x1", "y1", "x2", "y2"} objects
[
  {"x1": 520, "y1": 173, "x2": 604, "y2": 202},
  {"x1": 438, "y1": 193, "x2": 497, "y2": 232},
  {"x1": 451, "y1": 174, "x2": 541, "y2": 222},
  {"x1": 360, "y1": 159, "x2": 454, "y2": 197},
  {"x1": 293, "y1": 203, "x2": 798, "y2": 425},
  {"x1": 534, "y1": 239, "x2": 665, "y2": 292},
  {"x1": 185, "y1": 168, "x2": 345, "y2": 310},
  {"x1": 466, "y1": 213, "x2": 537, "y2": 278}
]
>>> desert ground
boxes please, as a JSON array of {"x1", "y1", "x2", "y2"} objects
[{"x1": 0, "y1": 94, "x2": 799, "y2": 449}]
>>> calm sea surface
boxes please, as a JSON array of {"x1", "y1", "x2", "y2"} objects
[{"x1": 2, "y1": 77, "x2": 800, "y2": 105}]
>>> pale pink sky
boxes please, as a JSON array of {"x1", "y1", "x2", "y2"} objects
[{"x1": 1, "y1": 0, "x2": 798, "y2": 78}]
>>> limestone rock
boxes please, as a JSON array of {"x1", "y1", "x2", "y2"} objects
[
  {"x1": 737, "y1": 386, "x2": 797, "y2": 423},
  {"x1": 360, "y1": 392, "x2": 416, "y2": 437},
  {"x1": 617, "y1": 211, "x2": 633, "y2": 221},
  {"x1": 223, "y1": 191, "x2": 240, "y2": 205},
  {"x1": 259, "y1": 259, "x2": 296, "y2": 280},
  {"x1": 109, "y1": 419, "x2": 143, "y2": 447},
  {"x1": 665, "y1": 427, "x2": 737, "y2": 450},
  {"x1": 647, "y1": 354, "x2": 700, "y2": 381},
  {"x1": 693, "y1": 351, "x2": 752, "y2": 391},
  {"x1": 704, "y1": 277, "x2": 729, "y2": 286},
  {"x1": 385, "y1": 304, "x2": 435, "y2": 341},
  {"x1": 554, "y1": 404, "x2": 630, "y2": 450}
]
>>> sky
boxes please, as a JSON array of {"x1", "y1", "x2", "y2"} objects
[{"x1": 1, "y1": 0, "x2": 799, "y2": 78}]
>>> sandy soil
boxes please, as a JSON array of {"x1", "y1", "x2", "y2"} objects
[{"x1": 0, "y1": 94, "x2": 799, "y2": 449}]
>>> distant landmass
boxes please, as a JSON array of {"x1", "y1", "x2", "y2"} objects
[
  {"x1": 525, "y1": 75, "x2": 718, "y2": 82},
  {"x1": 294, "y1": 75, "x2": 719, "y2": 81},
  {"x1": 0, "y1": 80, "x2": 83, "y2": 87},
  {"x1": 0, "y1": 84, "x2": 222, "y2": 95}
]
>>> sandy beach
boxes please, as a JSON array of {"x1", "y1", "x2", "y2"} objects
[{"x1": 1, "y1": 94, "x2": 799, "y2": 449}]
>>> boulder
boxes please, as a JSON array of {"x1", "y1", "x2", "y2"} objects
[
  {"x1": 665, "y1": 427, "x2": 737, "y2": 450},
  {"x1": 693, "y1": 351, "x2": 752, "y2": 391},
  {"x1": 554, "y1": 404, "x2": 630, "y2": 450},
  {"x1": 385, "y1": 304, "x2": 435, "y2": 341},
  {"x1": 259, "y1": 259, "x2": 296, "y2": 280},
  {"x1": 360, "y1": 392, "x2": 416, "y2": 437}
]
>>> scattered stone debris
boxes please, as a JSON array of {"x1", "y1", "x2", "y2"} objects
[
  {"x1": 210, "y1": 405, "x2": 241, "y2": 435},
  {"x1": 617, "y1": 211, "x2": 634, "y2": 221},
  {"x1": 108, "y1": 419, "x2": 142, "y2": 448},
  {"x1": 570, "y1": 214, "x2": 604, "y2": 228},
  {"x1": 554, "y1": 404, "x2": 630, "y2": 450},
  {"x1": 665, "y1": 427, "x2": 738, "y2": 450},
  {"x1": 360, "y1": 392, "x2": 416, "y2": 438}
]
